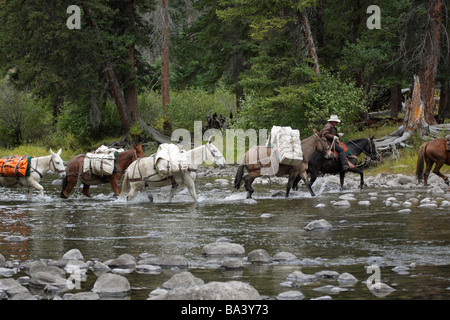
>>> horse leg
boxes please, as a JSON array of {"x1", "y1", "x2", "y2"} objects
[
  {"x1": 292, "y1": 175, "x2": 301, "y2": 191},
  {"x1": 26, "y1": 178, "x2": 44, "y2": 200},
  {"x1": 432, "y1": 162, "x2": 449, "y2": 186},
  {"x1": 168, "y1": 177, "x2": 179, "y2": 203},
  {"x1": 182, "y1": 172, "x2": 198, "y2": 202},
  {"x1": 243, "y1": 173, "x2": 256, "y2": 199},
  {"x1": 339, "y1": 171, "x2": 346, "y2": 190},
  {"x1": 109, "y1": 176, "x2": 121, "y2": 197},
  {"x1": 301, "y1": 170, "x2": 315, "y2": 196},
  {"x1": 82, "y1": 184, "x2": 92, "y2": 197},
  {"x1": 286, "y1": 174, "x2": 295, "y2": 198},
  {"x1": 423, "y1": 160, "x2": 434, "y2": 187},
  {"x1": 127, "y1": 181, "x2": 145, "y2": 201},
  {"x1": 61, "y1": 176, "x2": 76, "y2": 199}
]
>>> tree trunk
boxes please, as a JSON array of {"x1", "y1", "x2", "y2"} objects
[
  {"x1": 352, "y1": 0, "x2": 364, "y2": 88},
  {"x1": 418, "y1": 0, "x2": 443, "y2": 125},
  {"x1": 123, "y1": 1, "x2": 138, "y2": 124},
  {"x1": 437, "y1": 80, "x2": 449, "y2": 122},
  {"x1": 161, "y1": 0, "x2": 171, "y2": 131},
  {"x1": 390, "y1": 84, "x2": 402, "y2": 118},
  {"x1": 299, "y1": 6, "x2": 320, "y2": 74},
  {"x1": 82, "y1": 5, "x2": 132, "y2": 134}
]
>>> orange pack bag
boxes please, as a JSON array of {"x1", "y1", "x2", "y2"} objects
[{"x1": 0, "y1": 155, "x2": 32, "y2": 177}]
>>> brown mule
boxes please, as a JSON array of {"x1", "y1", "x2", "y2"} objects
[
  {"x1": 416, "y1": 139, "x2": 450, "y2": 187},
  {"x1": 234, "y1": 132, "x2": 330, "y2": 198},
  {"x1": 61, "y1": 144, "x2": 145, "y2": 198}
]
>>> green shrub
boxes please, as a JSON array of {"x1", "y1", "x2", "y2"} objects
[
  {"x1": 0, "y1": 80, "x2": 53, "y2": 147},
  {"x1": 233, "y1": 71, "x2": 366, "y2": 135},
  {"x1": 138, "y1": 87, "x2": 236, "y2": 132}
]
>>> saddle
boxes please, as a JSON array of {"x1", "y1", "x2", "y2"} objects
[
  {"x1": 83, "y1": 145, "x2": 122, "y2": 177},
  {"x1": 0, "y1": 155, "x2": 33, "y2": 177},
  {"x1": 154, "y1": 143, "x2": 188, "y2": 177},
  {"x1": 328, "y1": 142, "x2": 355, "y2": 169}
]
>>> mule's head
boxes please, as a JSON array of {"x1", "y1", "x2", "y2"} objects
[
  {"x1": 315, "y1": 132, "x2": 331, "y2": 158},
  {"x1": 50, "y1": 148, "x2": 66, "y2": 178},
  {"x1": 206, "y1": 136, "x2": 226, "y2": 168},
  {"x1": 366, "y1": 135, "x2": 379, "y2": 161},
  {"x1": 133, "y1": 143, "x2": 145, "y2": 158}
]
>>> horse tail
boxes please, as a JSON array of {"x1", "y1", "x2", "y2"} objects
[
  {"x1": 234, "y1": 156, "x2": 247, "y2": 190},
  {"x1": 122, "y1": 171, "x2": 130, "y2": 195},
  {"x1": 416, "y1": 142, "x2": 428, "y2": 183}
]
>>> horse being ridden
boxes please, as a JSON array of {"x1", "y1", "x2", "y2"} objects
[
  {"x1": 0, "y1": 149, "x2": 66, "y2": 200},
  {"x1": 416, "y1": 138, "x2": 450, "y2": 187},
  {"x1": 305, "y1": 136, "x2": 378, "y2": 190},
  {"x1": 121, "y1": 137, "x2": 226, "y2": 202},
  {"x1": 61, "y1": 144, "x2": 144, "y2": 198},
  {"x1": 234, "y1": 131, "x2": 330, "y2": 199}
]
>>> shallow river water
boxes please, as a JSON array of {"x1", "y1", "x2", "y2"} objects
[{"x1": 0, "y1": 174, "x2": 449, "y2": 300}]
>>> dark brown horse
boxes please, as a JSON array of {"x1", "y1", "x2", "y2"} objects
[
  {"x1": 234, "y1": 132, "x2": 330, "y2": 198},
  {"x1": 416, "y1": 139, "x2": 450, "y2": 187},
  {"x1": 61, "y1": 144, "x2": 145, "y2": 198}
]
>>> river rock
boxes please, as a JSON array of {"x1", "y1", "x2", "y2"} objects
[
  {"x1": 28, "y1": 264, "x2": 66, "y2": 279},
  {"x1": 91, "y1": 261, "x2": 111, "y2": 274},
  {"x1": 68, "y1": 292, "x2": 101, "y2": 300},
  {"x1": 276, "y1": 290, "x2": 304, "y2": 300},
  {"x1": 0, "y1": 278, "x2": 30, "y2": 298},
  {"x1": 106, "y1": 256, "x2": 136, "y2": 269},
  {"x1": 286, "y1": 271, "x2": 317, "y2": 283},
  {"x1": 138, "y1": 255, "x2": 189, "y2": 269},
  {"x1": 313, "y1": 285, "x2": 348, "y2": 294},
  {"x1": 332, "y1": 200, "x2": 351, "y2": 207},
  {"x1": 247, "y1": 249, "x2": 272, "y2": 264},
  {"x1": 0, "y1": 253, "x2": 5, "y2": 267},
  {"x1": 62, "y1": 249, "x2": 84, "y2": 261},
  {"x1": 305, "y1": 219, "x2": 332, "y2": 231},
  {"x1": 162, "y1": 271, "x2": 204, "y2": 290},
  {"x1": 337, "y1": 272, "x2": 358, "y2": 287},
  {"x1": 392, "y1": 265, "x2": 409, "y2": 275},
  {"x1": 273, "y1": 252, "x2": 298, "y2": 262},
  {"x1": 135, "y1": 264, "x2": 162, "y2": 274},
  {"x1": 10, "y1": 292, "x2": 40, "y2": 300},
  {"x1": 92, "y1": 273, "x2": 131, "y2": 297},
  {"x1": 150, "y1": 280, "x2": 261, "y2": 300},
  {"x1": 29, "y1": 271, "x2": 74, "y2": 292},
  {"x1": 64, "y1": 260, "x2": 89, "y2": 274},
  {"x1": 220, "y1": 258, "x2": 244, "y2": 270},
  {"x1": 368, "y1": 282, "x2": 396, "y2": 297},
  {"x1": 0, "y1": 267, "x2": 14, "y2": 277},
  {"x1": 201, "y1": 242, "x2": 245, "y2": 256},
  {"x1": 315, "y1": 270, "x2": 340, "y2": 280}
]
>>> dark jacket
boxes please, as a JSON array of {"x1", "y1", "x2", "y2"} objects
[{"x1": 321, "y1": 122, "x2": 338, "y2": 146}]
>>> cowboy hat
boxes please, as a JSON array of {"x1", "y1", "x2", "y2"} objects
[{"x1": 327, "y1": 115, "x2": 341, "y2": 123}]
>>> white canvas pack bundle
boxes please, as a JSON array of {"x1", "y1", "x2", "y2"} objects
[
  {"x1": 268, "y1": 126, "x2": 303, "y2": 166},
  {"x1": 154, "y1": 143, "x2": 189, "y2": 177},
  {"x1": 83, "y1": 145, "x2": 124, "y2": 177}
]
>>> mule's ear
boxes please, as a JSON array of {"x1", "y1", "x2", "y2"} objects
[
  {"x1": 313, "y1": 128, "x2": 317, "y2": 134},
  {"x1": 207, "y1": 136, "x2": 213, "y2": 144},
  {"x1": 50, "y1": 148, "x2": 55, "y2": 156},
  {"x1": 57, "y1": 148, "x2": 62, "y2": 156}
]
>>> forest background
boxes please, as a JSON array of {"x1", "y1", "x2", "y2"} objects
[{"x1": 0, "y1": 0, "x2": 448, "y2": 173}]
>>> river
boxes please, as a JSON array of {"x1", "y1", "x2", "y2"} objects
[{"x1": 0, "y1": 174, "x2": 449, "y2": 300}]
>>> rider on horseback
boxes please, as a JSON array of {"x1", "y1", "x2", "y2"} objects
[{"x1": 320, "y1": 115, "x2": 349, "y2": 171}]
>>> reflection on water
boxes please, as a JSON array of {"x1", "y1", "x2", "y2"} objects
[{"x1": 0, "y1": 176, "x2": 449, "y2": 300}]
